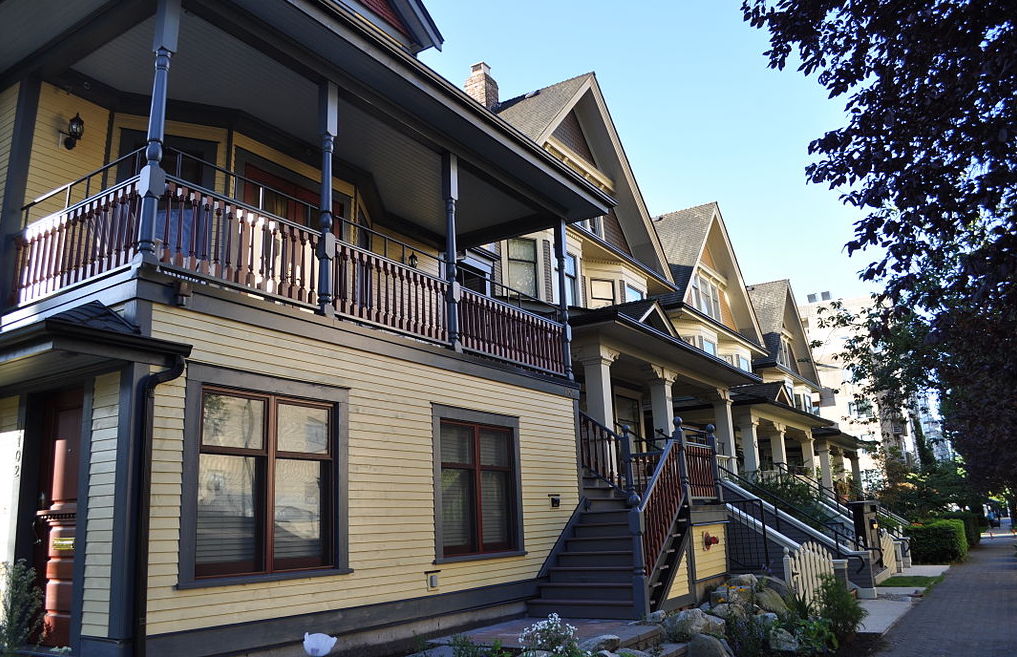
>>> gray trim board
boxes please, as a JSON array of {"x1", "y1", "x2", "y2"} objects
[
  {"x1": 144, "y1": 577, "x2": 539, "y2": 657},
  {"x1": 70, "y1": 376, "x2": 96, "y2": 656},
  {"x1": 178, "y1": 363, "x2": 351, "y2": 588},
  {"x1": 431, "y1": 404, "x2": 524, "y2": 564}
]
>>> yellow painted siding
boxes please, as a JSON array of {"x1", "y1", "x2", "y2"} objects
[
  {"x1": 145, "y1": 305, "x2": 579, "y2": 635},
  {"x1": 693, "y1": 524, "x2": 727, "y2": 580},
  {"x1": 25, "y1": 84, "x2": 111, "y2": 222},
  {"x1": 0, "y1": 396, "x2": 24, "y2": 564},
  {"x1": 0, "y1": 83, "x2": 19, "y2": 217},
  {"x1": 80, "y1": 372, "x2": 120, "y2": 638},
  {"x1": 665, "y1": 554, "x2": 690, "y2": 601}
]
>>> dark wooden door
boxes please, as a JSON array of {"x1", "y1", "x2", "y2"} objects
[{"x1": 34, "y1": 388, "x2": 83, "y2": 647}]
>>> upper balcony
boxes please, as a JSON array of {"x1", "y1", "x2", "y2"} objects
[{"x1": 0, "y1": 0, "x2": 613, "y2": 378}]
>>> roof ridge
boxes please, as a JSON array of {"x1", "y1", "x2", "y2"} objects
[
  {"x1": 746, "y1": 278, "x2": 790, "y2": 289},
  {"x1": 496, "y1": 71, "x2": 594, "y2": 111},
  {"x1": 653, "y1": 201, "x2": 718, "y2": 222}
]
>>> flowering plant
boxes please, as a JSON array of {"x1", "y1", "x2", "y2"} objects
[{"x1": 517, "y1": 613, "x2": 589, "y2": 657}]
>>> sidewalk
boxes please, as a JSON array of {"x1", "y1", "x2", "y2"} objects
[
  {"x1": 858, "y1": 563, "x2": 950, "y2": 636},
  {"x1": 873, "y1": 532, "x2": 1017, "y2": 656}
]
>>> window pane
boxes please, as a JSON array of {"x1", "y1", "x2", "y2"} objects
[
  {"x1": 508, "y1": 261, "x2": 537, "y2": 297},
  {"x1": 591, "y1": 280, "x2": 613, "y2": 301},
  {"x1": 625, "y1": 285, "x2": 644, "y2": 301},
  {"x1": 202, "y1": 393, "x2": 264, "y2": 449},
  {"x1": 441, "y1": 422, "x2": 474, "y2": 464},
  {"x1": 274, "y1": 459, "x2": 327, "y2": 569},
  {"x1": 277, "y1": 403, "x2": 329, "y2": 454},
  {"x1": 196, "y1": 454, "x2": 261, "y2": 576},
  {"x1": 479, "y1": 428, "x2": 510, "y2": 467},
  {"x1": 703, "y1": 340, "x2": 717, "y2": 356},
  {"x1": 507, "y1": 239, "x2": 536, "y2": 261},
  {"x1": 564, "y1": 254, "x2": 577, "y2": 276},
  {"x1": 441, "y1": 469, "x2": 474, "y2": 552},
  {"x1": 481, "y1": 470, "x2": 511, "y2": 546}
]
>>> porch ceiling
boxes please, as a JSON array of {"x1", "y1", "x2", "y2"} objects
[
  {"x1": 66, "y1": 9, "x2": 567, "y2": 241},
  {"x1": 0, "y1": 0, "x2": 111, "y2": 72}
]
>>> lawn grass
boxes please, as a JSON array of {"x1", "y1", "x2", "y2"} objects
[{"x1": 879, "y1": 574, "x2": 945, "y2": 588}]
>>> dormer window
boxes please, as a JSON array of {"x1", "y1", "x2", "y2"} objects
[
  {"x1": 691, "y1": 274, "x2": 721, "y2": 320},
  {"x1": 776, "y1": 336, "x2": 795, "y2": 369},
  {"x1": 579, "y1": 216, "x2": 604, "y2": 238}
]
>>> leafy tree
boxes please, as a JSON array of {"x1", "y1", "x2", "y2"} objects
[{"x1": 741, "y1": 1, "x2": 1017, "y2": 494}]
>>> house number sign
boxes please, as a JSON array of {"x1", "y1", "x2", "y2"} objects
[{"x1": 53, "y1": 537, "x2": 75, "y2": 551}]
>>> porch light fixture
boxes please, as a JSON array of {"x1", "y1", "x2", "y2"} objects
[
  {"x1": 61, "y1": 113, "x2": 85, "y2": 150},
  {"x1": 407, "y1": 252, "x2": 419, "y2": 268}
]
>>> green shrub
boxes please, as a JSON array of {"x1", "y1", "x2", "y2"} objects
[
  {"x1": 816, "y1": 574, "x2": 867, "y2": 641},
  {"x1": 906, "y1": 519, "x2": 968, "y2": 563},
  {"x1": 1, "y1": 560, "x2": 45, "y2": 656},
  {"x1": 938, "y1": 511, "x2": 981, "y2": 547}
]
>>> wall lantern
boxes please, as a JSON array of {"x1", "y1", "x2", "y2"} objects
[
  {"x1": 62, "y1": 113, "x2": 85, "y2": 150},
  {"x1": 407, "y1": 252, "x2": 419, "y2": 268}
]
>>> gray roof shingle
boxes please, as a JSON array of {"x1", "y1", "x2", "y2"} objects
[
  {"x1": 495, "y1": 73, "x2": 592, "y2": 141},
  {"x1": 652, "y1": 202, "x2": 717, "y2": 301},
  {"x1": 48, "y1": 301, "x2": 140, "y2": 334}
]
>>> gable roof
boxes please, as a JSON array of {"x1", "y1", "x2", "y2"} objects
[
  {"x1": 495, "y1": 72, "x2": 672, "y2": 278},
  {"x1": 746, "y1": 279, "x2": 822, "y2": 385}
]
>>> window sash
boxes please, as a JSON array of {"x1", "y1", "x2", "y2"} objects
[{"x1": 197, "y1": 387, "x2": 334, "y2": 578}]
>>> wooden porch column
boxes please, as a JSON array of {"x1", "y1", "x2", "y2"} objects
[
  {"x1": 442, "y1": 152, "x2": 461, "y2": 351},
  {"x1": 136, "y1": 0, "x2": 180, "y2": 259},
  {"x1": 801, "y1": 431, "x2": 818, "y2": 476},
  {"x1": 553, "y1": 218, "x2": 574, "y2": 380},
  {"x1": 578, "y1": 345, "x2": 618, "y2": 428},
  {"x1": 770, "y1": 423, "x2": 787, "y2": 467},
  {"x1": 817, "y1": 440, "x2": 834, "y2": 490},
  {"x1": 737, "y1": 416, "x2": 760, "y2": 477},
  {"x1": 317, "y1": 81, "x2": 338, "y2": 316},
  {"x1": 831, "y1": 447, "x2": 846, "y2": 482},
  {"x1": 709, "y1": 389, "x2": 737, "y2": 471},
  {"x1": 848, "y1": 452, "x2": 863, "y2": 494},
  {"x1": 647, "y1": 366, "x2": 677, "y2": 439}
]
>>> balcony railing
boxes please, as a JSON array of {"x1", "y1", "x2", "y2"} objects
[{"x1": 11, "y1": 151, "x2": 568, "y2": 376}]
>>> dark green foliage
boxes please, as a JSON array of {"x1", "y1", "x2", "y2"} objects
[
  {"x1": 740, "y1": 0, "x2": 1017, "y2": 498},
  {"x1": 751, "y1": 475, "x2": 831, "y2": 530},
  {"x1": 816, "y1": 575, "x2": 867, "y2": 642},
  {"x1": 724, "y1": 611, "x2": 769, "y2": 657},
  {"x1": 906, "y1": 519, "x2": 968, "y2": 563},
  {"x1": 938, "y1": 511, "x2": 981, "y2": 547},
  {"x1": 778, "y1": 588, "x2": 839, "y2": 654},
  {"x1": 0, "y1": 560, "x2": 45, "y2": 656},
  {"x1": 450, "y1": 634, "x2": 483, "y2": 657}
]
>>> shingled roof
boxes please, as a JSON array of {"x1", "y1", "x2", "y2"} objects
[
  {"x1": 47, "y1": 301, "x2": 140, "y2": 334},
  {"x1": 746, "y1": 279, "x2": 789, "y2": 358},
  {"x1": 495, "y1": 73, "x2": 593, "y2": 141},
  {"x1": 653, "y1": 202, "x2": 717, "y2": 297}
]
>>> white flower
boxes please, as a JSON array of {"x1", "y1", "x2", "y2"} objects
[{"x1": 303, "y1": 632, "x2": 338, "y2": 656}]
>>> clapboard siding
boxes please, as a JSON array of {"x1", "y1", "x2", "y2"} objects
[
  {"x1": 24, "y1": 84, "x2": 110, "y2": 221},
  {"x1": 693, "y1": 524, "x2": 727, "y2": 580},
  {"x1": 145, "y1": 305, "x2": 579, "y2": 634},
  {"x1": 0, "y1": 83, "x2": 19, "y2": 216},
  {"x1": 0, "y1": 395, "x2": 23, "y2": 564},
  {"x1": 665, "y1": 554, "x2": 690, "y2": 601},
  {"x1": 80, "y1": 372, "x2": 120, "y2": 637}
]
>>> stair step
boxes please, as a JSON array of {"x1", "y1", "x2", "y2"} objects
[
  {"x1": 582, "y1": 509, "x2": 630, "y2": 523},
  {"x1": 586, "y1": 497, "x2": 629, "y2": 511},
  {"x1": 548, "y1": 566, "x2": 632, "y2": 583},
  {"x1": 527, "y1": 598, "x2": 639, "y2": 620},
  {"x1": 558, "y1": 550, "x2": 633, "y2": 567},
  {"x1": 565, "y1": 535, "x2": 632, "y2": 551},
  {"x1": 537, "y1": 582, "x2": 633, "y2": 600},
  {"x1": 574, "y1": 522, "x2": 629, "y2": 538}
]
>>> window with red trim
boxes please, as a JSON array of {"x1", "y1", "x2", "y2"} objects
[
  {"x1": 439, "y1": 420, "x2": 516, "y2": 556},
  {"x1": 195, "y1": 387, "x2": 335, "y2": 578}
]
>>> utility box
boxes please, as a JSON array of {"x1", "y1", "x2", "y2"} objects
[{"x1": 848, "y1": 500, "x2": 880, "y2": 549}]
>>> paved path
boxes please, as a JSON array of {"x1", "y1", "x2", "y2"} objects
[{"x1": 874, "y1": 533, "x2": 1017, "y2": 656}]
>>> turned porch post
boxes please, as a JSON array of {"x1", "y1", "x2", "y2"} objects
[
  {"x1": 817, "y1": 440, "x2": 834, "y2": 491},
  {"x1": 770, "y1": 423, "x2": 788, "y2": 467},
  {"x1": 553, "y1": 218, "x2": 574, "y2": 380},
  {"x1": 136, "y1": 0, "x2": 180, "y2": 259},
  {"x1": 442, "y1": 152, "x2": 461, "y2": 351},
  {"x1": 738, "y1": 416, "x2": 761, "y2": 478},
  {"x1": 709, "y1": 389, "x2": 737, "y2": 471},
  {"x1": 801, "y1": 430, "x2": 818, "y2": 476},
  {"x1": 317, "y1": 81, "x2": 338, "y2": 316}
]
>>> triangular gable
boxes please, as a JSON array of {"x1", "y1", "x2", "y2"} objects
[
  {"x1": 551, "y1": 110, "x2": 596, "y2": 164},
  {"x1": 745, "y1": 280, "x2": 822, "y2": 386},
  {"x1": 774, "y1": 384, "x2": 794, "y2": 406},
  {"x1": 615, "y1": 300, "x2": 679, "y2": 337},
  {"x1": 655, "y1": 203, "x2": 765, "y2": 347},
  {"x1": 496, "y1": 73, "x2": 672, "y2": 279}
]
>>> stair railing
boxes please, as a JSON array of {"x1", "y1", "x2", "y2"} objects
[{"x1": 578, "y1": 411, "x2": 631, "y2": 495}]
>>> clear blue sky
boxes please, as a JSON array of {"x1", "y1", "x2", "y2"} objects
[{"x1": 419, "y1": 1, "x2": 879, "y2": 299}]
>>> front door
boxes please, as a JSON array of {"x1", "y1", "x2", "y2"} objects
[{"x1": 33, "y1": 388, "x2": 83, "y2": 648}]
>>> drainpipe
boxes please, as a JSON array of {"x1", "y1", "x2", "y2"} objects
[{"x1": 133, "y1": 355, "x2": 186, "y2": 657}]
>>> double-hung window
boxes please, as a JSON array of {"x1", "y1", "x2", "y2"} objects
[
  {"x1": 182, "y1": 365, "x2": 348, "y2": 586},
  {"x1": 692, "y1": 274, "x2": 722, "y2": 320},
  {"x1": 590, "y1": 279, "x2": 615, "y2": 308},
  {"x1": 434, "y1": 406, "x2": 522, "y2": 561},
  {"x1": 507, "y1": 238, "x2": 538, "y2": 298}
]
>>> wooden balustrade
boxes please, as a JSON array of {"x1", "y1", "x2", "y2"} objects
[
  {"x1": 332, "y1": 242, "x2": 448, "y2": 342},
  {"x1": 685, "y1": 442, "x2": 718, "y2": 498},
  {"x1": 579, "y1": 413, "x2": 624, "y2": 490},
  {"x1": 459, "y1": 289, "x2": 565, "y2": 375},
  {"x1": 12, "y1": 181, "x2": 141, "y2": 305},
  {"x1": 639, "y1": 440, "x2": 685, "y2": 574}
]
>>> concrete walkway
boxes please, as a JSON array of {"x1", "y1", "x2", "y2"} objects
[{"x1": 873, "y1": 532, "x2": 1017, "y2": 656}]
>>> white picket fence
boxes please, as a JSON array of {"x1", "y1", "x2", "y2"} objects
[{"x1": 783, "y1": 542, "x2": 834, "y2": 606}]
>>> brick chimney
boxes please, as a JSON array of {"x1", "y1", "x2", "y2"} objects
[{"x1": 465, "y1": 62, "x2": 499, "y2": 110}]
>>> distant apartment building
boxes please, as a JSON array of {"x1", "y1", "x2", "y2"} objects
[
  {"x1": 799, "y1": 293, "x2": 919, "y2": 483},
  {"x1": 911, "y1": 391, "x2": 954, "y2": 463}
]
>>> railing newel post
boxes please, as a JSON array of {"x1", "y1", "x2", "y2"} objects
[
  {"x1": 706, "y1": 423, "x2": 722, "y2": 501},
  {"x1": 620, "y1": 425, "x2": 639, "y2": 507}
]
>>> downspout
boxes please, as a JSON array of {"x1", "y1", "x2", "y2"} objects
[{"x1": 133, "y1": 355, "x2": 186, "y2": 657}]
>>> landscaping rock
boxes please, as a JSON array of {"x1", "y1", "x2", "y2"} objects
[
  {"x1": 579, "y1": 635, "x2": 621, "y2": 653},
  {"x1": 768, "y1": 628, "x2": 800, "y2": 652},
  {"x1": 644, "y1": 610, "x2": 668, "y2": 624},
  {"x1": 726, "y1": 584, "x2": 756, "y2": 607},
  {"x1": 662, "y1": 608, "x2": 726, "y2": 642},
  {"x1": 616, "y1": 650, "x2": 652, "y2": 657},
  {"x1": 728, "y1": 573, "x2": 759, "y2": 588},
  {"x1": 519, "y1": 652, "x2": 551, "y2": 657},
  {"x1": 757, "y1": 575, "x2": 790, "y2": 596},
  {"x1": 595, "y1": 651, "x2": 617, "y2": 657},
  {"x1": 688, "y1": 633, "x2": 730, "y2": 657},
  {"x1": 756, "y1": 612, "x2": 778, "y2": 628},
  {"x1": 754, "y1": 587, "x2": 788, "y2": 613},
  {"x1": 709, "y1": 588, "x2": 729, "y2": 606},
  {"x1": 709, "y1": 603, "x2": 733, "y2": 619}
]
